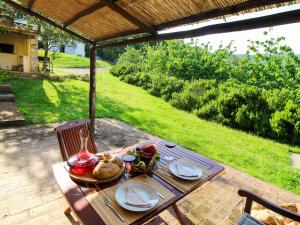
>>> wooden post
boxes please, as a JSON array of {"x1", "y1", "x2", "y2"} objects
[{"x1": 89, "y1": 45, "x2": 97, "y2": 134}]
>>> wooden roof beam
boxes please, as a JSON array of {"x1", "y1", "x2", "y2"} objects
[
  {"x1": 64, "y1": 0, "x2": 121, "y2": 27},
  {"x1": 97, "y1": 8, "x2": 300, "y2": 48},
  {"x1": 94, "y1": 28, "x2": 145, "y2": 42},
  {"x1": 101, "y1": 0, "x2": 157, "y2": 35},
  {"x1": 2, "y1": 0, "x2": 94, "y2": 44},
  {"x1": 63, "y1": 1, "x2": 106, "y2": 27},
  {"x1": 156, "y1": 0, "x2": 297, "y2": 30}
]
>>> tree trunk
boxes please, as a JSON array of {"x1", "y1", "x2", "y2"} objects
[
  {"x1": 42, "y1": 40, "x2": 49, "y2": 76},
  {"x1": 60, "y1": 45, "x2": 65, "y2": 53}
]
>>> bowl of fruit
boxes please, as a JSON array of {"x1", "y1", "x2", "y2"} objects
[{"x1": 125, "y1": 143, "x2": 160, "y2": 174}]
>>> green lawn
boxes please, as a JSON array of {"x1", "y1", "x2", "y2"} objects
[
  {"x1": 38, "y1": 50, "x2": 110, "y2": 68},
  {"x1": 1, "y1": 71, "x2": 299, "y2": 194}
]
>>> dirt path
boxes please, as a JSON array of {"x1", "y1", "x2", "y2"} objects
[{"x1": 54, "y1": 67, "x2": 109, "y2": 74}]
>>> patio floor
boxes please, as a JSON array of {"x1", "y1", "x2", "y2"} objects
[{"x1": 0, "y1": 118, "x2": 299, "y2": 225}]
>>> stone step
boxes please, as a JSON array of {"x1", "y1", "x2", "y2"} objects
[
  {"x1": 0, "y1": 94, "x2": 15, "y2": 102},
  {"x1": 0, "y1": 118, "x2": 26, "y2": 127},
  {"x1": 0, "y1": 84, "x2": 12, "y2": 93},
  {"x1": 0, "y1": 102, "x2": 25, "y2": 127}
]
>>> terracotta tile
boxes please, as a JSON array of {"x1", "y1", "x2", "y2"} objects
[
  {"x1": 198, "y1": 218, "x2": 217, "y2": 225},
  {"x1": 190, "y1": 204, "x2": 211, "y2": 222}
]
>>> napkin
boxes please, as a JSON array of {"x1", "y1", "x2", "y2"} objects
[
  {"x1": 125, "y1": 187, "x2": 152, "y2": 207},
  {"x1": 176, "y1": 164, "x2": 199, "y2": 177}
]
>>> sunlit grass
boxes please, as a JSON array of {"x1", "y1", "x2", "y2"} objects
[{"x1": 38, "y1": 50, "x2": 110, "y2": 68}]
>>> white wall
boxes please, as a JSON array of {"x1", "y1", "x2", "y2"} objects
[
  {"x1": 50, "y1": 43, "x2": 86, "y2": 56},
  {"x1": 65, "y1": 43, "x2": 85, "y2": 56}
]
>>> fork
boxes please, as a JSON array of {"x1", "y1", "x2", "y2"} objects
[
  {"x1": 143, "y1": 181, "x2": 166, "y2": 199},
  {"x1": 103, "y1": 196, "x2": 125, "y2": 222}
]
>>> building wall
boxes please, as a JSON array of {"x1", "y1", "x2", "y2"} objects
[
  {"x1": 0, "y1": 53, "x2": 17, "y2": 70},
  {"x1": 30, "y1": 36, "x2": 39, "y2": 73},
  {"x1": 0, "y1": 33, "x2": 38, "y2": 73},
  {"x1": 50, "y1": 42, "x2": 85, "y2": 56},
  {"x1": 64, "y1": 43, "x2": 85, "y2": 56}
]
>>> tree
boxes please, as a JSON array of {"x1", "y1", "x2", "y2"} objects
[
  {"x1": 0, "y1": 2, "x2": 23, "y2": 19},
  {"x1": 27, "y1": 18, "x2": 78, "y2": 75}
]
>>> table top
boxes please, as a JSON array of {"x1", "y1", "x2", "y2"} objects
[{"x1": 52, "y1": 139, "x2": 225, "y2": 225}]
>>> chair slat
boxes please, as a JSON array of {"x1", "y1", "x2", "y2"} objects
[{"x1": 54, "y1": 119, "x2": 97, "y2": 161}]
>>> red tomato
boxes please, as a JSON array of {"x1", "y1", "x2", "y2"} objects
[{"x1": 142, "y1": 144, "x2": 157, "y2": 155}]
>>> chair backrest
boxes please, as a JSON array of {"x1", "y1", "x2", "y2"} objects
[
  {"x1": 238, "y1": 188, "x2": 300, "y2": 223},
  {"x1": 54, "y1": 119, "x2": 97, "y2": 161}
]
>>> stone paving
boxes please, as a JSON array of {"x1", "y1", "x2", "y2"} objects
[{"x1": 0, "y1": 118, "x2": 299, "y2": 225}]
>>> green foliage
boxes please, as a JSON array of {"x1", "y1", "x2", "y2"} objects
[
  {"x1": 110, "y1": 47, "x2": 144, "y2": 77},
  {"x1": 236, "y1": 33, "x2": 300, "y2": 89},
  {"x1": 270, "y1": 100, "x2": 300, "y2": 143},
  {"x1": 111, "y1": 33, "x2": 300, "y2": 145},
  {"x1": 0, "y1": 2, "x2": 24, "y2": 19},
  {"x1": 142, "y1": 41, "x2": 236, "y2": 81},
  {"x1": 97, "y1": 47, "x2": 127, "y2": 62},
  {"x1": 147, "y1": 74, "x2": 185, "y2": 101},
  {"x1": 171, "y1": 79, "x2": 217, "y2": 112},
  {"x1": 197, "y1": 81, "x2": 271, "y2": 136},
  {"x1": 0, "y1": 26, "x2": 10, "y2": 34},
  {"x1": 96, "y1": 42, "x2": 160, "y2": 62}
]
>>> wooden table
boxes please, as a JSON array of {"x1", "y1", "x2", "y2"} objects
[{"x1": 53, "y1": 139, "x2": 225, "y2": 225}]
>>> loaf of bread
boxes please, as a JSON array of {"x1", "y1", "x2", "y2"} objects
[
  {"x1": 93, "y1": 162, "x2": 120, "y2": 180},
  {"x1": 109, "y1": 156, "x2": 123, "y2": 167},
  {"x1": 95, "y1": 153, "x2": 111, "y2": 162}
]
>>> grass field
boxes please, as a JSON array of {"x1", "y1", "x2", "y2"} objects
[
  {"x1": 0, "y1": 71, "x2": 299, "y2": 194},
  {"x1": 38, "y1": 50, "x2": 110, "y2": 68}
]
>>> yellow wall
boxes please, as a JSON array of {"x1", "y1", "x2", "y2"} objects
[
  {"x1": 0, "y1": 53, "x2": 17, "y2": 70},
  {"x1": 0, "y1": 34, "x2": 31, "y2": 71}
]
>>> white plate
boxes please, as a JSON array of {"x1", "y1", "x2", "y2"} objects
[
  {"x1": 115, "y1": 182, "x2": 159, "y2": 212},
  {"x1": 169, "y1": 160, "x2": 203, "y2": 180}
]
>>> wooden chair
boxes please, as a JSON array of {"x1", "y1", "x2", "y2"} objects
[
  {"x1": 54, "y1": 119, "x2": 97, "y2": 217},
  {"x1": 237, "y1": 188, "x2": 300, "y2": 224},
  {"x1": 54, "y1": 119, "x2": 97, "y2": 161}
]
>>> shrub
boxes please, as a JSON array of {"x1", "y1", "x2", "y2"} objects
[
  {"x1": 171, "y1": 79, "x2": 217, "y2": 111},
  {"x1": 270, "y1": 100, "x2": 300, "y2": 144},
  {"x1": 147, "y1": 74, "x2": 185, "y2": 101},
  {"x1": 197, "y1": 81, "x2": 271, "y2": 136},
  {"x1": 264, "y1": 89, "x2": 293, "y2": 112},
  {"x1": 110, "y1": 63, "x2": 137, "y2": 78},
  {"x1": 110, "y1": 47, "x2": 144, "y2": 77}
]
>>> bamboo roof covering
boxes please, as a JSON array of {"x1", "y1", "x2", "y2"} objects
[{"x1": 8, "y1": 0, "x2": 300, "y2": 44}]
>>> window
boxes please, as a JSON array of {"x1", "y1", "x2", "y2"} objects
[{"x1": 0, "y1": 43, "x2": 14, "y2": 54}]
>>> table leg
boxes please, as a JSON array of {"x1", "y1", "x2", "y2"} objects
[{"x1": 172, "y1": 203, "x2": 186, "y2": 225}]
